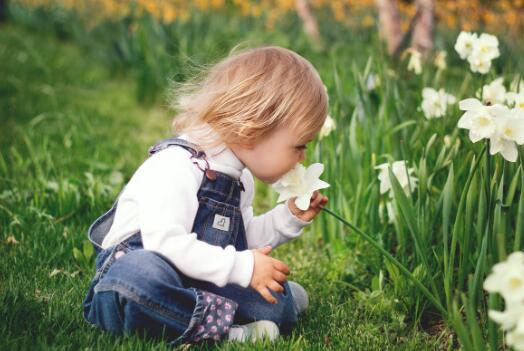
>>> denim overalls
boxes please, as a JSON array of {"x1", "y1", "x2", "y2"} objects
[{"x1": 82, "y1": 138, "x2": 298, "y2": 345}]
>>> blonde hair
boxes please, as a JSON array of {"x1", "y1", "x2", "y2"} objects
[{"x1": 168, "y1": 45, "x2": 329, "y2": 150}]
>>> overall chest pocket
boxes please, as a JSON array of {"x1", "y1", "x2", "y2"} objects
[{"x1": 194, "y1": 196, "x2": 240, "y2": 248}]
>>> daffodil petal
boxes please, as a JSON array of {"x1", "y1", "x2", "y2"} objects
[
  {"x1": 500, "y1": 141, "x2": 518, "y2": 162},
  {"x1": 469, "y1": 130, "x2": 484, "y2": 143},
  {"x1": 490, "y1": 137, "x2": 503, "y2": 155},
  {"x1": 483, "y1": 274, "x2": 500, "y2": 292},
  {"x1": 277, "y1": 191, "x2": 294, "y2": 203},
  {"x1": 295, "y1": 194, "x2": 311, "y2": 211},
  {"x1": 459, "y1": 98, "x2": 483, "y2": 111},
  {"x1": 457, "y1": 112, "x2": 475, "y2": 129},
  {"x1": 312, "y1": 179, "x2": 330, "y2": 190},
  {"x1": 306, "y1": 163, "x2": 324, "y2": 180}
]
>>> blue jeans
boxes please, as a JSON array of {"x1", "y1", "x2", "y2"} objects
[
  {"x1": 82, "y1": 138, "x2": 299, "y2": 345},
  {"x1": 83, "y1": 234, "x2": 208, "y2": 342}
]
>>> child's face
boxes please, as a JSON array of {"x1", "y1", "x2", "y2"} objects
[{"x1": 229, "y1": 125, "x2": 314, "y2": 184}]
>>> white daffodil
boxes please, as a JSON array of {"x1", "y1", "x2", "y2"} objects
[
  {"x1": 455, "y1": 31, "x2": 499, "y2": 74},
  {"x1": 454, "y1": 31, "x2": 478, "y2": 59},
  {"x1": 507, "y1": 79, "x2": 524, "y2": 108},
  {"x1": 405, "y1": 48, "x2": 422, "y2": 75},
  {"x1": 473, "y1": 33, "x2": 500, "y2": 61},
  {"x1": 512, "y1": 107, "x2": 524, "y2": 118},
  {"x1": 379, "y1": 201, "x2": 397, "y2": 224},
  {"x1": 459, "y1": 100, "x2": 524, "y2": 162},
  {"x1": 484, "y1": 252, "x2": 524, "y2": 302},
  {"x1": 489, "y1": 300, "x2": 524, "y2": 331},
  {"x1": 507, "y1": 331, "x2": 524, "y2": 351},
  {"x1": 272, "y1": 163, "x2": 330, "y2": 211},
  {"x1": 490, "y1": 136, "x2": 520, "y2": 162},
  {"x1": 467, "y1": 34, "x2": 500, "y2": 75},
  {"x1": 421, "y1": 87, "x2": 456, "y2": 119},
  {"x1": 496, "y1": 111, "x2": 524, "y2": 144},
  {"x1": 319, "y1": 115, "x2": 336, "y2": 139},
  {"x1": 507, "y1": 92, "x2": 524, "y2": 110},
  {"x1": 386, "y1": 201, "x2": 396, "y2": 223},
  {"x1": 489, "y1": 111, "x2": 524, "y2": 162},
  {"x1": 507, "y1": 318, "x2": 524, "y2": 351},
  {"x1": 487, "y1": 252, "x2": 524, "y2": 351},
  {"x1": 375, "y1": 161, "x2": 418, "y2": 198},
  {"x1": 482, "y1": 77, "x2": 507, "y2": 105},
  {"x1": 434, "y1": 50, "x2": 447, "y2": 70},
  {"x1": 468, "y1": 54, "x2": 492, "y2": 74},
  {"x1": 510, "y1": 79, "x2": 524, "y2": 93},
  {"x1": 457, "y1": 98, "x2": 504, "y2": 142}
]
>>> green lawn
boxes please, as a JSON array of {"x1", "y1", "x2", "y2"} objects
[{"x1": 0, "y1": 23, "x2": 446, "y2": 350}]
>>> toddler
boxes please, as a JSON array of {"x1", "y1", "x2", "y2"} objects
[{"x1": 82, "y1": 46, "x2": 329, "y2": 346}]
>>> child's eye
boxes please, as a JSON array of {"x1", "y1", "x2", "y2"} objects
[{"x1": 296, "y1": 145, "x2": 307, "y2": 150}]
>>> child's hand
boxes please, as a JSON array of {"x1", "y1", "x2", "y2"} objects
[
  {"x1": 287, "y1": 190, "x2": 328, "y2": 222},
  {"x1": 250, "y1": 246, "x2": 290, "y2": 304}
]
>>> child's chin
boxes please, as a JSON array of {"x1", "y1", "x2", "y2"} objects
[{"x1": 259, "y1": 176, "x2": 278, "y2": 185}]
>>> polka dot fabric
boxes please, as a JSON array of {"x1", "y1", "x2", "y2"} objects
[{"x1": 191, "y1": 290, "x2": 238, "y2": 343}]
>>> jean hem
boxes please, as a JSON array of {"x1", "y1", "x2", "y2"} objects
[{"x1": 168, "y1": 288, "x2": 206, "y2": 346}]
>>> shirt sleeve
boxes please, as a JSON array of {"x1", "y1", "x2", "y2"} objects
[
  {"x1": 240, "y1": 169, "x2": 312, "y2": 250},
  {"x1": 126, "y1": 148, "x2": 254, "y2": 288}
]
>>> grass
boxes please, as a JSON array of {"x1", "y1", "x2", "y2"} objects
[{"x1": 0, "y1": 23, "x2": 447, "y2": 350}]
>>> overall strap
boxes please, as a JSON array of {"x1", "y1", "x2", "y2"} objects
[
  {"x1": 148, "y1": 137, "x2": 206, "y2": 159},
  {"x1": 148, "y1": 136, "x2": 225, "y2": 181},
  {"x1": 88, "y1": 137, "x2": 208, "y2": 251}
]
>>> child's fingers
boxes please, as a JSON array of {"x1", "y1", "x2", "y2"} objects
[
  {"x1": 268, "y1": 280, "x2": 285, "y2": 294},
  {"x1": 317, "y1": 195, "x2": 328, "y2": 208},
  {"x1": 273, "y1": 270, "x2": 288, "y2": 284},
  {"x1": 309, "y1": 190, "x2": 319, "y2": 204},
  {"x1": 310, "y1": 194, "x2": 324, "y2": 208},
  {"x1": 310, "y1": 192, "x2": 328, "y2": 209},
  {"x1": 257, "y1": 246, "x2": 272, "y2": 255},
  {"x1": 273, "y1": 260, "x2": 290, "y2": 275},
  {"x1": 259, "y1": 287, "x2": 278, "y2": 304}
]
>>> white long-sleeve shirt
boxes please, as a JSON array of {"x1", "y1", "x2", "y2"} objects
[{"x1": 101, "y1": 134, "x2": 312, "y2": 289}]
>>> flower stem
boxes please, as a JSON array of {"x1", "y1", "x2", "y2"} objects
[
  {"x1": 485, "y1": 139, "x2": 495, "y2": 261},
  {"x1": 320, "y1": 206, "x2": 447, "y2": 318}
]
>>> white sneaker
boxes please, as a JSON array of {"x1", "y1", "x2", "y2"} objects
[
  {"x1": 228, "y1": 320, "x2": 280, "y2": 342},
  {"x1": 288, "y1": 281, "x2": 309, "y2": 315}
]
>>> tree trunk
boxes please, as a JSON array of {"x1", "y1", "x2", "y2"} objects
[
  {"x1": 411, "y1": 0, "x2": 435, "y2": 55},
  {"x1": 376, "y1": 0, "x2": 403, "y2": 56},
  {"x1": 295, "y1": 0, "x2": 322, "y2": 48},
  {"x1": 0, "y1": 0, "x2": 7, "y2": 23}
]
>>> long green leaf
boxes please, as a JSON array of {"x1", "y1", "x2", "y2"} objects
[
  {"x1": 442, "y1": 164, "x2": 454, "y2": 310},
  {"x1": 388, "y1": 166, "x2": 439, "y2": 298},
  {"x1": 514, "y1": 165, "x2": 524, "y2": 251},
  {"x1": 322, "y1": 207, "x2": 447, "y2": 318}
]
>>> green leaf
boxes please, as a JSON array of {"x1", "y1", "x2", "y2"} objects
[
  {"x1": 504, "y1": 166, "x2": 521, "y2": 206},
  {"x1": 322, "y1": 207, "x2": 447, "y2": 318},
  {"x1": 451, "y1": 299, "x2": 474, "y2": 350},
  {"x1": 73, "y1": 247, "x2": 83, "y2": 262},
  {"x1": 463, "y1": 288, "x2": 486, "y2": 351},
  {"x1": 385, "y1": 120, "x2": 417, "y2": 137},
  {"x1": 83, "y1": 240, "x2": 94, "y2": 260},
  {"x1": 442, "y1": 164, "x2": 454, "y2": 309},
  {"x1": 388, "y1": 167, "x2": 433, "y2": 280},
  {"x1": 514, "y1": 166, "x2": 524, "y2": 251}
]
